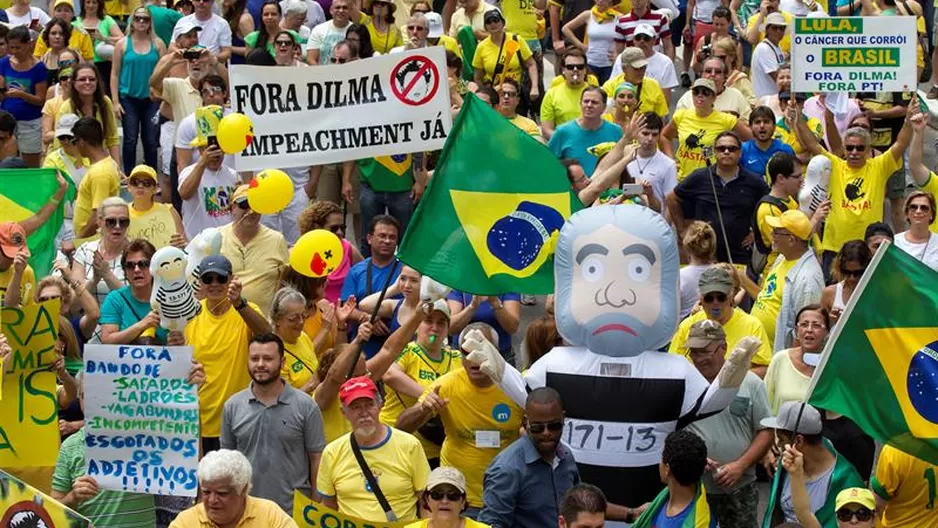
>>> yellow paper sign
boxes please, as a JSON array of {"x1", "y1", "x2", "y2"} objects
[
  {"x1": 0, "y1": 469, "x2": 91, "y2": 527},
  {"x1": 0, "y1": 300, "x2": 62, "y2": 469},
  {"x1": 293, "y1": 491, "x2": 408, "y2": 528}
]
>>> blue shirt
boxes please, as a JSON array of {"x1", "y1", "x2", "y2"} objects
[
  {"x1": 740, "y1": 139, "x2": 794, "y2": 183},
  {"x1": 447, "y1": 291, "x2": 520, "y2": 354},
  {"x1": 478, "y1": 436, "x2": 580, "y2": 528},
  {"x1": 339, "y1": 258, "x2": 402, "y2": 358},
  {"x1": 0, "y1": 57, "x2": 47, "y2": 121},
  {"x1": 100, "y1": 286, "x2": 169, "y2": 343},
  {"x1": 548, "y1": 120, "x2": 622, "y2": 176}
]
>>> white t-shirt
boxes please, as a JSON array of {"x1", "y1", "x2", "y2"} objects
[
  {"x1": 174, "y1": 110, "x2": 238, "y2": 170},
  {"x1": 305, "y1": 20, "x2": 350, "y2": 64},
  {"x1": 679, "y1": 263, "x2": 708, "y2": 319},
  {"x1": 586, "y1": 15, "x2": 618, "y2": 68},
  {"x1": 611, "y1": 51, "x2": 678, "y2": 90},
  {"x1": 779, "y1": 0, "x2": 824, "y2": 16},
  {"x1": 691, "y1": 0, "x2": 721, "y2": 23},
  {"x1": 627, "y1": 150, "x2": 677, "y2": 207},
  {"x1": 172, "y1": 14, "x2": 233, "y2": 53},
  {"x1": 895, "y1": 231, "x2": 938, "y2": 271},
  {"x1": 178, "y1": 163, "x2": 239, "y2": 239},
  {"x1": 5, "y1": 7, "x2": 50, "y2": 28},
  {"x1": 751, "y1": 39, "x2": 784, "y2": 99}
]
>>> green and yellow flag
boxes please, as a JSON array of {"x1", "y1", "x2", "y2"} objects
[
  {"x1": 0, "y1": 168, "x2": 70, "y2": 276},
  {"x1": 398, "y1": 94, "x2": 583, "y2": 295},
  {"x1": 808, "y1": 242, "x2": 938, "y2": 465}
]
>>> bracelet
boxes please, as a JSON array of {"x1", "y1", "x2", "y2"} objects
[{"x1": 50, "y1": 196, "x2": 61, "y2": 205}]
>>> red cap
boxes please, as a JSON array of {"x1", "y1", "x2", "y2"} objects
[
  {"x1": 339, "y1": 376, "x2": 378, "y2": 406},
  {"x1": 0, "y1": 222, "x2": 28, "y2": 259}
]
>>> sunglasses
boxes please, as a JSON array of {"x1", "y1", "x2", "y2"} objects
[
  {"x1": 714, "y1": 145, "x2": 740, "y2": 153},
  {"x1": 123, "y1": 260, "x2": 150, "y2": 270},
  {"x1": 331, "y1": 56, "x2": 348, "y2": 63},
  {"x1": 692, "y1": 88, "x2": 714, "y2": 97},
  {"x1": 908, "y1": 204, "x2": 931, "y2": 212},
  {"x1": 634, "y1": 34, "x2": 652, "y2": 41},
  {"x1": 565, "y1": 63, "x2": 586, "y2": 70},
  {"x1": 703, "y1": 292, "x2": 727, "y2": 303},
  {"x1": 59, "y1": 75, "x2": 72, "y2": 82},
  {"x1": 38, "y1": 294, "x2": 62, "y2": 303},
  {"x1": 134, "y1": 15, "x2": 151, "y2": 22},
  {"x1": 327, "y1": 224, "x2": 346, "y2": 233},
  {"x1": 428, "y1": 490, "x2": 463, "y2": 502},
  {"x1": 845, "y1": 144, "x2": 866, "y2": 152},
  {"x1": 129, "y1": 178, "x2": 155, "y2": 188},
  {"x1": 235, "y1": 199, "x2": 250, "y2": 210},
  {"x1": 527, "y1": 419, "x2": 564, "y2": 434},
  {"x1": 840, "y1": 268, "x2": 866, "y2": 278},
  {"x1": 702, "y1": 68, "x2": 723, "y2": 74},
  {"x1": 104, "y1": 217, "x2": 131, "y2": 228},
  {"x1": 275, "y1": 40, "x2": 294, "y2": 47},
  {"x1": 201, "y1": 273, "x2": 229, "y2": 285},
  {"x1": 836, "y1": 508, "x2": 873, "y2": 522},
  {"x1": 500, "y1": 90, "x2": 518, "y2": 98},
  {"x1": 412, "y1": 8, "x2": 430, "y2": 12}
]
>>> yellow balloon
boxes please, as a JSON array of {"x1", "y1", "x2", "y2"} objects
[
  {"x1": 247, "y1": 169, "x2": 294, "y2": 214},
  {"x1": 291, "y1": 229, "x2": 345, "y2": 278},
  {"x1": 217, "y1": 112, "x2": 255, "y2": 154}
]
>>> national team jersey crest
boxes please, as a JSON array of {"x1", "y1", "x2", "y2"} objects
[{"x1": 376, "y1": 154, "x2": 412, "y2": 176}]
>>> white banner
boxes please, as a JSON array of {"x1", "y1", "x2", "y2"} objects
[
  {"x1": 83, "y1": 345, "x2": 200, "y2": 497},
  {"x1": 231, "y1": 47, "x2": 453, "y2": 171},
  {"x1": 791, "y1": 16, "x2": 916, "y2": 93}
]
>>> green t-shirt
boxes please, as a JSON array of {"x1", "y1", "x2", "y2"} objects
[
  {"x1": 77, "y1": 15, "x2": 118, "y2": 62},
  {"x1": 52, "y1": 429, "x2": 157, "y2": 527},
  {"x1": 147, "y1": 5, "x2": 184, "y2": 48},
  {"x1": 357, "y1": 155, "x2": 415, "y2": 192}
]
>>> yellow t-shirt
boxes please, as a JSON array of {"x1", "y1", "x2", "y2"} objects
[
  {"x1": 184, "y1": 300, "x2": 263, "y2": 437},
  {"x1": 775, "y1": 115, "x2": 824, "y2": 156},
  {"x1": 406, "y1": 519, "x2": 491, "y2": 528},
  {"x1": 319, "y1": 395, "x2": 351, "y2": 444},
  {"x1": 73, "y1": 157, "x2": 121, "y2": 245},
  {"x1": 367, "y1": 22, "x2": 404, "y2": 54},
  {"x1": 105, "y1": 0, "x2": 142, "y2": 18},
  {"x1": 501, "y1": 0, "x2": 538, "y2": 40},
  {"x1": 550, "y1": 73, "x2": 598, "y2": 88},
  {"x1": 872, "y1": 445, "x2": 938, "y2": 528},
  {"x1": 55, "y1": 98, "x2": 120, "y2": 150},
  {"x1": 756, "y1": 195, "x2": 798, "y2": 263},
  {"x1": 749, "y1": 256, "x2": 798, "y2": 348},
  {"x1": 821, "y1": 149, "x2": 902, "y2": 252},
  {"x1": 746, "y1": 11, "x2": 794, "y2": 56},
  {"x1": 540, "y1": 82, "x2": 585, "y2": 127},
  {"x1": 34, "y1": 25, "x2": 95, "y2": 61},
  {"x1": 303, "y1": 307, "x2": 336, "y2": 357},
  {"x1": 169, "y1": 496, "x2": 295, "y2": 528},
  {"x1": 669, "y1": 307, "x2": 773, "y2": 367},
  {"x1": 601, "y1": 74, "x2": 668, "y2": 117},
  {"x1": 425, "y1": 369, "x2": 523, "y2": 507},
  {"x1": 317, "y1": 427, "x2": 430, "y2": 522},
  {"x1": 379, "y1": 341, "x2": 463, "y2": 459},
  {"x1": 0, "y1": 264, "x2": 36, "y2": 305},
  {"x1": 282, "y1": 331, "x2": 319, "y2": 391},
  {"x1": 219, "y1": 223, "x2": 289, "y2": 317},
  {"x1": 128, "y1": 202, "x2": 178, "y2": 249},
  {"x1": 510, "y1": 114, "x2": 541, "y2": 138},
  {"x1": 472, "y1": 32, "x2": 533, "y2": 84},
  {"x1": 918, "y1": 172, "x2": 938, "y2": 233},
  {"x1": 671, "y1": 108, "x2": 738, "y2": 181}
]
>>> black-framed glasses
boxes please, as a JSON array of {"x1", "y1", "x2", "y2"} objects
[
  {"x1": 327, "y1": 224, "x2": 346, "y2": 234},
  {"x1": 527, "y1": 419, "x2": 564, "y2": 434},
  {"x1": 235, "y1": 200, "x2": 250, "y2": 210},
  {"x1": 275, "y1": 39, "x2": 294, "y2": 47},
  {"x1": 564, "y1": 63, "x2": 585, "y2": 70},
  {"x1": 845, "y1": 144, "x2": 866, "y2": 152},
  {"x1": 331, "y1": 56, "x2": 348, "y2": 63},
  {"x1": 703, "y1": 292, "x2": 727, "y2": 303},
  {"x1": 104, "y1": 217, "x2": 131, "y2": 228},
  {"x1": 428, "y1": 490, "x2": 463, "y2": 501},
  {"x1": 201, "y1": 273, "x2": 229, "y2": 284},
  {"x1": 123, "y1": 260, "x2": 150, "y2": 270},
  {"x1": 836, "y1": 508, "x2": 873, "y2": 522},
  {"x1": 714, "y1": 145, "x2": 740, "y2": 153},
  {"x1": 38, "y1": 294, "x2": 62, "y2": 303},
  {"x1": 841, "y1": 268, "x2": 866, "y2": 278}
]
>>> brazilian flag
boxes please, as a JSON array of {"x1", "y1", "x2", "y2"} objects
[
  {"x1": 808, "y1": 242, "x2": 938, "y2": 465},
  {"x1": 398, "y1": 94, "x2": 583, "y2": 295},
  {"x1": 0, "y1": 169, "x2": 71, "y2": 276}
]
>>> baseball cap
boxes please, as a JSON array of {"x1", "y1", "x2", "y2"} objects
[
  {"x1": 766, "y1": 210, "x2": 812, "y2": 241},
  {"x1": 0, "y1": 222, "x2": 28, "y2": 259},
  {"x1": 199, "y1": 255, "x2": 232, "y2": 279},
  {"x1": 760, "y1": 401, "x2": 823, "y2": 435},
  {"x1": 176, "y1": 18, "x2": 203, "y2": 35},
  {"x1": 691, "y1": 78, "x2": 716, "y2": 94},
  {"x1": 685, "y1": 319, "x2": 726, "y2": 349},
  {"x1": 761, "y1": 12, "x2": 788, "y2": 30},
  {"x1": 483, "y1": 9, "x2": 505, "y2": 25},
  {"x1": 426, "y1": 466, "x2": 467, "y2": 493},
  {"x1": 52, "y1": 0, "x2": 74, "y2": 11},
  {"x1": 339, "y1": 376, "x2": 379, "y2": 406},
  {"x1": 865, "y1": 222, "x2": 893, "y2": 241},
  {"x1": 633, "y1": 23, "x2": 656, "y2": 39},
  {"x1": 232, "y1": 184, "x2": 250, "y2": 205},
  {"x1": 425, "y1": 12, "x2": 443, "y2": 38},
  {"x1": 835, "y1": 488, "x2": 876, "y2": 511},
  {"x1": 620, "y1": 47, "x2": 648, "y2": 69},
  {"x1": 129, "y1": 164, "x2": 158, "y2": 183},
  {"x1": 55, "y1": 113, "x2": 79, "y2": 138},
  {"x1": 429, "y1": 298, "x2": 451, "y2": 320},
  {"x1": 698, "y1": 266, "x2": 734, "y2": 296}
]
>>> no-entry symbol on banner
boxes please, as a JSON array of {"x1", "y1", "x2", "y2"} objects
[{"x1": 390, "y1": 54, "x2": 440, "y2": 106}]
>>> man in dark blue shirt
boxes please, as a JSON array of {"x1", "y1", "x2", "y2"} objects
[{"x1": 741, "y1": 105, "x2": 795, "y2": 183}]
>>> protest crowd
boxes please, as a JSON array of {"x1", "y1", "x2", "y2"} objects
[{"x1": 0, "y1": 0, "x2": 937, "y2": 525}]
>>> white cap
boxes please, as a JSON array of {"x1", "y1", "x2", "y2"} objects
[
  {"x1": 761, "y1": 12, "x2": 788, "y2": 30},
  {"x1": 634, "y1": 23, "x2": 656, "y2": 38},
  {"x1": 55, "y1": 113, "x2": 79, "y2": 138},
  {"x1": 425, "y1": 12, "x2": 443, "y2": 39},
  {"x1": 175, "y1": 18, "x2": 203, "y2": 36}
]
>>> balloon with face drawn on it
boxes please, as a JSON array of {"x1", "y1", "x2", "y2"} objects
[{"x1": 553, "y1": 205, "x2": 680, "y2": 356}]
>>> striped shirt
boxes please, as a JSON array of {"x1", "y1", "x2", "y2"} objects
[
  {"x1": 614, "y1": 10, "x2": 671, "y2": 45},
  {"x1": 52, "y1": 428, "x2": 156, "y2": 527}
]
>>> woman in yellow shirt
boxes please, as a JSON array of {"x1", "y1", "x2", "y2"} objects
[
  {"x1": 271, "y1": 286, "x2": 321, "y2": 395},
  {"x1": 41, "y1": 49, "x2": 79, "y2": 152},
  {"x1": 54, "y1": 63, "x2": 120, "y2": 160},
  {"x1": 126, "y1": 164, "x2": 184, "y2": 250},
  {"x1": 366, "y1": 0, "x2": 403, "y2": 54},
  {"x1": 471, "y1": 10, "x2": 538, "y2": 102},
  {"x1": 405, "y1": 466, "x2": 490, "y2": 528}
]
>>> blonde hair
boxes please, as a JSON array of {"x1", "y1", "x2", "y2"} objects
[
  {"x1": 128, "y1": 6, "x2": 157, "y2": 41},
  {"x1": 682, "y1": 221, "x2": 717, "y2": 262},
  {"x1": 35, "y1": 275, "x2": 74, "y2": 309},
  {"x1": 712, "y1": 37, "x2": 738, "y2": 69},
  {"x1": 98, "y1": 196, "x2": 129, "y2": 217}
]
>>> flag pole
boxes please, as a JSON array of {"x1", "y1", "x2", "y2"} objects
[{"x1": 345, "y1": 258, "x2": 399, "y2": 380}]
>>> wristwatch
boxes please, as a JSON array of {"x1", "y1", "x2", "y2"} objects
[{"x1": 235, "y1": 297, "x2": 248, "y2": 311}]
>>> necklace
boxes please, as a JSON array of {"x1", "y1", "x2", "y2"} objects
[{"x1": 635, "y1": 153, "x2": 654, "y2": 175}]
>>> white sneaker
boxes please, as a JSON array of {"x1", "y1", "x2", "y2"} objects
[{"x1": 521, "y1": 294, "x2": 536, "y2": 306}]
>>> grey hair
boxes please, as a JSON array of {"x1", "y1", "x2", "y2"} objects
[
  {"x1": 408, "y1": 12, "x2": 428, "y2": 27},
  {"x1": 459, "y1": 322, "x2": 499, "y2": 350},
  {"x1": 284, "y1": 0, "x2": 308, "y2": 17},
  {"x1": 197, "y1": 449, "x2": 253, "y2": 494},
  {"x1": 98, "y1": 196, "x2": 129, "y2": 217},
  {"x1": 269, "y1": 286, "x2": 306, "y2": 325},
  {"x1": 843, "y1": 126, "x2": 871, "y2": 147}
]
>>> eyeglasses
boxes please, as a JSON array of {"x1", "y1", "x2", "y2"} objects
[
  {"x1": 689, "y1": 344, "x2": 724, "y2": 356},
  {"x1": 564, "y1": 63, "x2": 586, "y2": 70},
  {"x1": 500, "y1": 90, "x2": 518, "y2": 98},
  {"x1": 58, "y1": 75, "x2": 71, "y2": 82},
  {"x1": 909, "y1": 204, "x2": 932, "y2": 212},
  {"x1": 703, "y1": 292, "x2": 727, "y2": 303},
  {"x1": 123, "y1": 260, "x2": 150, "y2": 270},
  {"x1": 134, "y1": 15, "x2": 151, "y2": 22},
  {"x1": 104, "y1": 217, "x2": 131, "y2": 228},
  {"x1": 714, "y1": 145, "x2": 740, "y2": 153},
  {"x1": 332, "y1": 4, "x2": 349, "y2": 9},
  {"x1": 527, "y1": 419, "x2": 564, "y2": 434},
  {"x1": 129, "y1": 178, "x2": 155, "y2": 188},
  {"x1": 836, "y1": 508, "x2": 873, "y2": 522},
  {"x1": 202, "y1": 85, "x2": 224, "y2": 95},
  {"x1": 840, "y1": 268, "x2": 866, "y2": 278},
  {"x1": 201, "y1": 273, "x2": 229, "y2": 284},
  {"x1": 235, "y1": 199, "x2": 250, "y2": 210},
  {"x1": 331, "y1": 56, "x2": 348, "y2": 63},
  {"x1": 844, "y1": 144, "x2": 866, "y2": 152},
  {"x1": 75, "y1": 76, "x2": 97, "y2": 83},
  {"x1": 428, "y1": 490, "x2": 463, "y2": 502},
  {"x1": 275, "y1": 40, "x2": 294, "y2": 47},
  {"x1": 797, "y1": 321, "x2": 826, "y2": 330},
  {"x1": 702, "y1": 68, "x2": 723, "y2": 74},
  {"x1": 412, "y1": 8, "x2": 430, "y2": 13},
  {"x1": 407, "y1": 25, "x2": 427, "y2": 31},
  {"x1": 38, "y1": 294, "x2": 62, "y2": 303},
  {"x1": 327, "y1": 224, "x2": 346, "y2": 234},
  {"x1": 692, "y1": 88, "x2": 714, "y2": 97},
  {"x1": 634, "y1": 34, "x2": 652, "y2": 41}
]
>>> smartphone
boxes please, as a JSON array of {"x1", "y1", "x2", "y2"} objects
[
  {"x1": 621, "y1": 183, "x2": 644, "y2": 196},
  {"x1": 85, "y1": 26, "x2": 99, "y2": 38},
  {"x1": 183, "y1": 49, "x2": 202, "y2": 60},
  {"x1": 206, "y1": 135, "x2": 219, "y2": 148}
]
